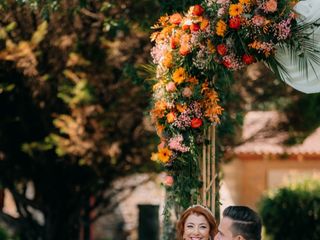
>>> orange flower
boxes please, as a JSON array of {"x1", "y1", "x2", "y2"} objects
[
  {"x1": 239, "y1": 0, "x2": 250, "y2": 5},
  {"x1": 166, "y1": 112, "x2": 176, "y2": 123},
  {"x1": 206, "y1": 91, "x2": 219, "y2": 103},
  {"x1": 203, "y1": 89, "x2": 224, "y2": 123},
  {"x1": 229, "y1": 3, "x2": 243, "y2": 17},
  {"x1": 158, "y1": 147, "x2": 172, "y2": 163},
  {"x1": 172, "y1": 67, "x2": 187, "y2": 84},
  {"x1": 176, "y1": 103, "x2": 187, "y2": 113},
  {"x1": 205, "y1": 106, "x2": 224, "y2": 123},
  {"x1": 187, "y1": 76, "x2": 199, "y2": 85},
  {"x1": 163, "y1": 51, "x2": 173, "y2": 68},
  {"x1": 169, "y1": 13, "x2": 183, "y2": 25},
  {"x1": 216, "y1": 20, "x2": 227, "y2": 36},
  {"x1": 200, "y1": 18, "x2": 209, "y2": 31},
  {"x1": 263, "y1": 0, "x2": 277, "y2": 13},
  {"x1": 179, "y1": 44, "x2": 191, "y2": 56},
  {"x1": 207, "y1": 40, "x2": 215, "y2": 54},
  {"x1": 156, "y1": 123, "x2": 165, "y2": 136},
  {"x1": 151, "y1": 100, "x2": 167, "y2": 120},
  {"x1": 201, "y1": 81, "x2": 210, "y2": 94},
  {"x1": 158, "y1": 15, "x2": 169, "y2": 26}
]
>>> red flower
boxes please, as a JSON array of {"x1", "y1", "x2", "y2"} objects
[
  {"x1": 242, "y1": 54, "x2": 255, "y2": 65},
  {"x1": 217, "y1": 44, "x2": 227, "y2": 56},
  {"x1": 182, "y1": 23, "x2": 190, "y2": 31},
  {"x1": 191, "y1": 118, "x2": 203, "y2": 128},
  {"x1": 170, "y1": 37, "x2": 179, "y2": 49},
  {"x1": 222, "y1": 59, "x2": 232, "y2": 68},
  {"x1": 229, "y1": 17, "x2": 241, "y2": 29},
  {"x1": 192, "y1": 5, "x2": 204, "y2": 16},
  {"x1": 190, "y1": 23, "x2": 200, "y2": 32}
]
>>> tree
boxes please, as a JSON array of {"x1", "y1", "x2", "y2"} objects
[{"x1": 0, "y1": 0, "x2": 160, "y2": 239}]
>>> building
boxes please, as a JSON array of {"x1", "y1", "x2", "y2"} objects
[{"x1": 221, "y1": 111, "x2": 320, "y2": 211}]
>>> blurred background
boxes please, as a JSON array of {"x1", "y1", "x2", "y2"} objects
[{"x1": 0, "y1": 0, "x2": 319, "y2": 240}]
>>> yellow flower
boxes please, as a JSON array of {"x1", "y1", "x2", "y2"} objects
[
  {"x1": 166, "y1": 112, "x2": 176, "y2": 123},
  {"x1": 172, "y1": 67, "x2": 187, "y2": 84},
  {"x1": 158, "y1": 147, "x2": 172, "y2": 163},
  {"x1": 229, "y1": 3, "x2": 243, "y2": 17},
  {"x1": 151, "y1": 152, "x2": 159, "y2": 161},
  {"x1": 239, "y1": 0, "x2": 250, "y2": 5},
  {"x1": 216, "y1": 20, "x2": 227, "y2": 37}
]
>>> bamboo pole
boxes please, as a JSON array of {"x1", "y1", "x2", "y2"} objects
[
  {"x1": 202, "y1": 134, "x2": 207, "y2": 206},
  {"x1": 211, "y1": 125, "x2": 216, "y2": 216},
  {"x1": 200, "y1": 125, "x2": 216, "y2": 214}
]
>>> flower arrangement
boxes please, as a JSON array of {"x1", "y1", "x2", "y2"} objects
[{"x1": 149, "y1": 0, "x2": 318, "y2": 215}]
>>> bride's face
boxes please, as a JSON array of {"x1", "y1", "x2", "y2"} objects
[{"x1": 183, "y1": 213, "x2": 210, "y2": 240}]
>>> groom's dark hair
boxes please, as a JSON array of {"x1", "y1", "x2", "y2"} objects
[{"x1": 223, "y1": 206, "x2": 262, "y2": 240}]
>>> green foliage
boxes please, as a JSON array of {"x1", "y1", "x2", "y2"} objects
[
  {"x1": 0, "y1": 0, "x2": 158, "y2": 239},
  {"x1": 158, "y1": 0, "x2": 201, "y2": 14},
  {"x1": 0, "y1": 228, "x2": 8, "y2": 240},
  {"x1": 284, "y1": 93, "x2": 320, "y2": 144},
  {"x1": 258, "y1": 179, "x2": 320, "y2": 240}
]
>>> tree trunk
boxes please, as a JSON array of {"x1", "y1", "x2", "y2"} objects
[{"x1": 43, "y1": 199, "x2": 81, "y2": 240}]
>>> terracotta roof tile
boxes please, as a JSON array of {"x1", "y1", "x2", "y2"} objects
[{"x1": 234, "y1": 111, "x2": 320, "y2": 155}]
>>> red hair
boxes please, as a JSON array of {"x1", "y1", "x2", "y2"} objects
[{"x1": 176, "y1": 205, "x2": 217, "y2": 240}]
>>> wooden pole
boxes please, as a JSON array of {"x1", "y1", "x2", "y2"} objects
[{"x1": 200, "y1": 125, "x2": 216, "y2": 214}]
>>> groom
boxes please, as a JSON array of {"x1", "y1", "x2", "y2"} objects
[{"x1": 214, "y1": 206, "x2": 262, "y2": 240}]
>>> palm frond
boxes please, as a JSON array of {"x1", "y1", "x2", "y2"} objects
[
  {"x1": 265, "y1": 56, "x2": 291, "y2": 83},
  {"x1": 138, "y1": 63, "x2": 157, "y2": 82},
  {"x1": 275, "y1": 17, "x2": 320, "y2": 82}
]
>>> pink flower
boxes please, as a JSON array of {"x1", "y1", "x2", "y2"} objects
[
  {"x1": 263, "y1": 0, "x2": 277, "y2": 13},
  {"x1": 158, "y1": 141, "x2": 165, "y2": 149},
  {"x1": 276, "y1": 19, "x2": 292, "y2": 40},
  {"x1": 168, "y1": 135, "x2": 190, "y2": 152},
  {"x1": 252, "y1": 15, "x2": 265, "y2": 26},
  {"x1": 166, "y1": 82, "x2": 177, "y2": 92},
  {"x1": 164, "y1": 176, "x2": 174, "y2": 186},
  {"x1": 182, "y1": 87, "x2": 193, "y2": 98},
  {"x1": 217, "y1": 0, "x2": 230, "y2": 4},
  {"x1": 217, "y1": 7, "x2": 226, "y2": 17}
]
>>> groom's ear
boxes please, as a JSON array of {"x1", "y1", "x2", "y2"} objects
[{"x1": 235, "y1": 235, "x2": 246, "y2": 240}]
